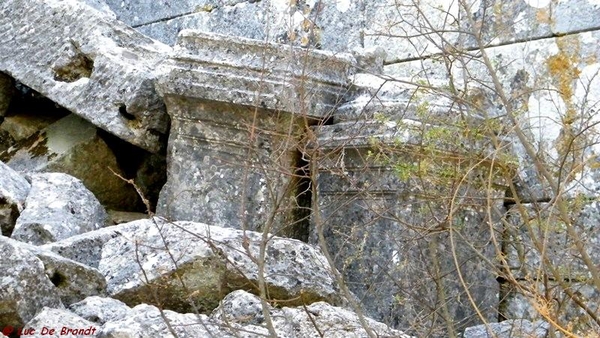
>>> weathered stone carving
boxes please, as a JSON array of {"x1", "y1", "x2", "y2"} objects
[
  {"x1": 156, "y1": 30, "x2": 354, "y2": 236},
  {"x1": 311, "y1": 79, "x2": 507, "y2": 334}
]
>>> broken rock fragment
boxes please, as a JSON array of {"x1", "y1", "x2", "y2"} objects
[
  {"x1": 98, "y1": 218, "x2": 343, "y2": 314},
  {"x1": 0, "y1": 0, "x2": 171, "y2": 153},
  {"x1": 0, "y1": 236, "x2": 63, "y2": 329},
  {"x1": 0, "y1": 160, "x2": 30, "y2": 236},
  {"x1": 11, "y1": 173, "x2": 108, "y2": 245}
]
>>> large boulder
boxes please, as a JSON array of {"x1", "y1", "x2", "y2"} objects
[
  {"x1": 0, "y1": 237, "x2": 63, "y2": 329},
  {"x1": 0, "y1": 0, "x2": 171, "y2": 153},
  {"x1": 0, "y1": 160, "x2": 30, "y2": 236},
  {"x1": 2, "y1": 114, "x2": 143, "y2": 210},
  {"x1": 212, "y1": 290, "x2": 414, "y2": 338},
  {"x1": 12, "y1": 173, "x2": 108, "y2": 245},
  {"x1": 98, "y1": 217, "x2": 344, "y2": 313}
]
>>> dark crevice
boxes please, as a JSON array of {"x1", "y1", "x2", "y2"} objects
[
  {"x1": 48, "y1": 271, "x2": 67, "y2": 288},
  {"x1": 118, "y1": 104, "x2": 136, "y2": 121},
  {"x1": 288, "y1": 149, "x2": 312, "y2": 243},
  {"x1": 97, "y1": 129, "x2": 166, "y2": 212}
]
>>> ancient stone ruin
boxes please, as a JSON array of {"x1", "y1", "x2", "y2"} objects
[{"x1": 1, "y1": 0, "x2": 600, "y2": 337}]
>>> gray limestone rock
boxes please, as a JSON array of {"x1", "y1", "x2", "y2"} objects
[
  {"x1": 111, "y1": 0, "x2": 362, "y2": 52},
  {"x1": 98, "y1": 217, "x2": 343, "y2": 314},
  {"x1": 25, "y1": 307, "x2": 99, "y2": 338},
  {"x1": 500, "y1": 281, "x2": 599, "y2": 334},
  {"x1": 27, "y1": 248, "x2": 106, "y2": 306},
  {"x1": 12, "y1": 173, "x2": 108, "y2": 245},
  {"x1": 0, "y1": 236, "x2": 63, "y2": 329},
  {"x1": 310, "y1": 90, "x2": 507, "y2": 335},
  {"x1": 2, "y1": 115, "x2": 142, "y2": 210},
  {"x1": 41, "y1": 226, "x2": 121, "y2": 269},
  {"x1": 98, "y1": 303, "x2": 253, "y2": 338},
  {"x1": 0, "y1": 0, "x2": 171, "y2": 153},
  {"x1": 5, "y1": 237, "x2": 106, "y2": 306},
  {"x1": 0, "y1": 160, "x2": 30, "y2": 236},
  {"x1": 463, "y1": 319, "x2": 549, "y2": 338},
  {"x1": 69, "y1": 296, "x2": 131, "y2": 325},
  {"x1": 212, "y1": 290, "x2": 414, "y2": 338}
]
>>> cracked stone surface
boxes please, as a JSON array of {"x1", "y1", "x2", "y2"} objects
[{"x1": 0, "y1": 0, "x2": 171, "y2": 153}]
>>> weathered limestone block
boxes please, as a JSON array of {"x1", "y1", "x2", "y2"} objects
[
  {"x1": 12, "y1": 173, "x2": 108, "y2": 245},
  {"x1": 312, "y1": 87, "x2": 507, "y2": 335},
  {"x1": 99, "y1": 303, "x2": 259, "y2": 338},
  {"x1": 19, "y1": 245, "x2": 107, "y2": 306},
  {"x1": 2, "y1": 114, "x2": 142, "y2": 210},
  {"x1": 69, "y1": 296, "x2": 131, "y2": 325},
  {"x1": 98, "y1": 217, "x2": 343, "y2": 314},
  {"x1": 463, "y1": 319, "x2": 549, "y2": 338},
  {"x1": 156, "y1": 30, "x2": 353, "y2": 235},
  {"x1": 0, "y1": 160, "x2": 30, "y2": 236},
  {"x1": 41, "y1": 226, "x2": 120, "y2": 269},
  {"x1": 135, "y1": 2, "x2": 269, "y2": 47},
  {"x1": 0, "y1": 0, "x2": 171, "y2": 153},
  {"x1": 25, "y1": 308, "x2": 99, "y2": 338},
  {"x1": 0, "y1": 237, "x2": 63, "y2": 329},
  {"x1": 366, "y1": 0, "x2": 600, "y2": 63},
  {"x1": 110, "y1": 0, "x2": 362, "y2": 52},
  {"x1": 212, "y1": 290, "x2": 414, "y2": 338}
]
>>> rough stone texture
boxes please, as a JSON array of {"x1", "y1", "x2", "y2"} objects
[
  {"x1": 109, "y1": 1, "x2": 363, "y2": 53},
  {"x1": 462, "y1": 319, "x2": 549, "y2": 338},
  {"x1": 0, "y1": 0, "x2": 171, "y2": 153},
  {"x1": 156, "y1": 30, "x2": 353, "y2": 235},
  {"x1": 12, "y1": 173, "x2": 108, "y2": 245},
  {"x1": 99, "y1": 302, "x2": 262, "y2": 338},
  {"x1": 0, "y1": 160, "x2": 30, "y2": 236},
  {"x1": 365, "y1": 0, "x2": 600, "y2": 63},
  {"x1": 95, "y1": 290, "x2": 411, "y2": 338},
  {"x1": 16, "y1": 244, "x2": 107, "y2": 306},
  {"x1": 500, "y1": 281, "x2": 599, "y2": 335},
  {"x1": 25, "y1": 307, "x2": 99, "y2": 338},
  {"x1": 310, "y1": 87, "x2": 507, "y2": 335},
  {"x1": 106, "y1": 210, "x2": 147, "y2": 225},
  {"x1": 2, "y1": 114, "x2": 142, "y2": 210},
  {"x1": 41, "y1": 226, "x2": 121, "y2": 269},
  {"x1": 0, "y1": 73, "x2": 13, "y2": 117},
  {"x1": 98, "y1": 218, "x2": 343, "y2": 314},
  {"x1": 69, "y1": 296, "x2": 131, "y2": 325},
  {"x1": 212, "y1": 290, "x2": 413, "y2": 338},
  {"x1": 0, "y1": 236, "x2": 63, "y2": 329},
  {"x1": 504, "y1": 202, "x2": 600, "y2": 280},
  {"x1": 158, "y1": 30, "x2": 353, "y2": 117},
  {"x1": 0, "y1": 113, "x2": 63, "y2": 143}
]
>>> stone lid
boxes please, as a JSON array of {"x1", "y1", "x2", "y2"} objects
[{"x1": 157, "y1": 30, "x2": 356, "y2": 118}]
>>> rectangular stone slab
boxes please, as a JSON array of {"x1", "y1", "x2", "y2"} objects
[{"x1": 0, "y1": 0, "x2": 172, "y2": 153}]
